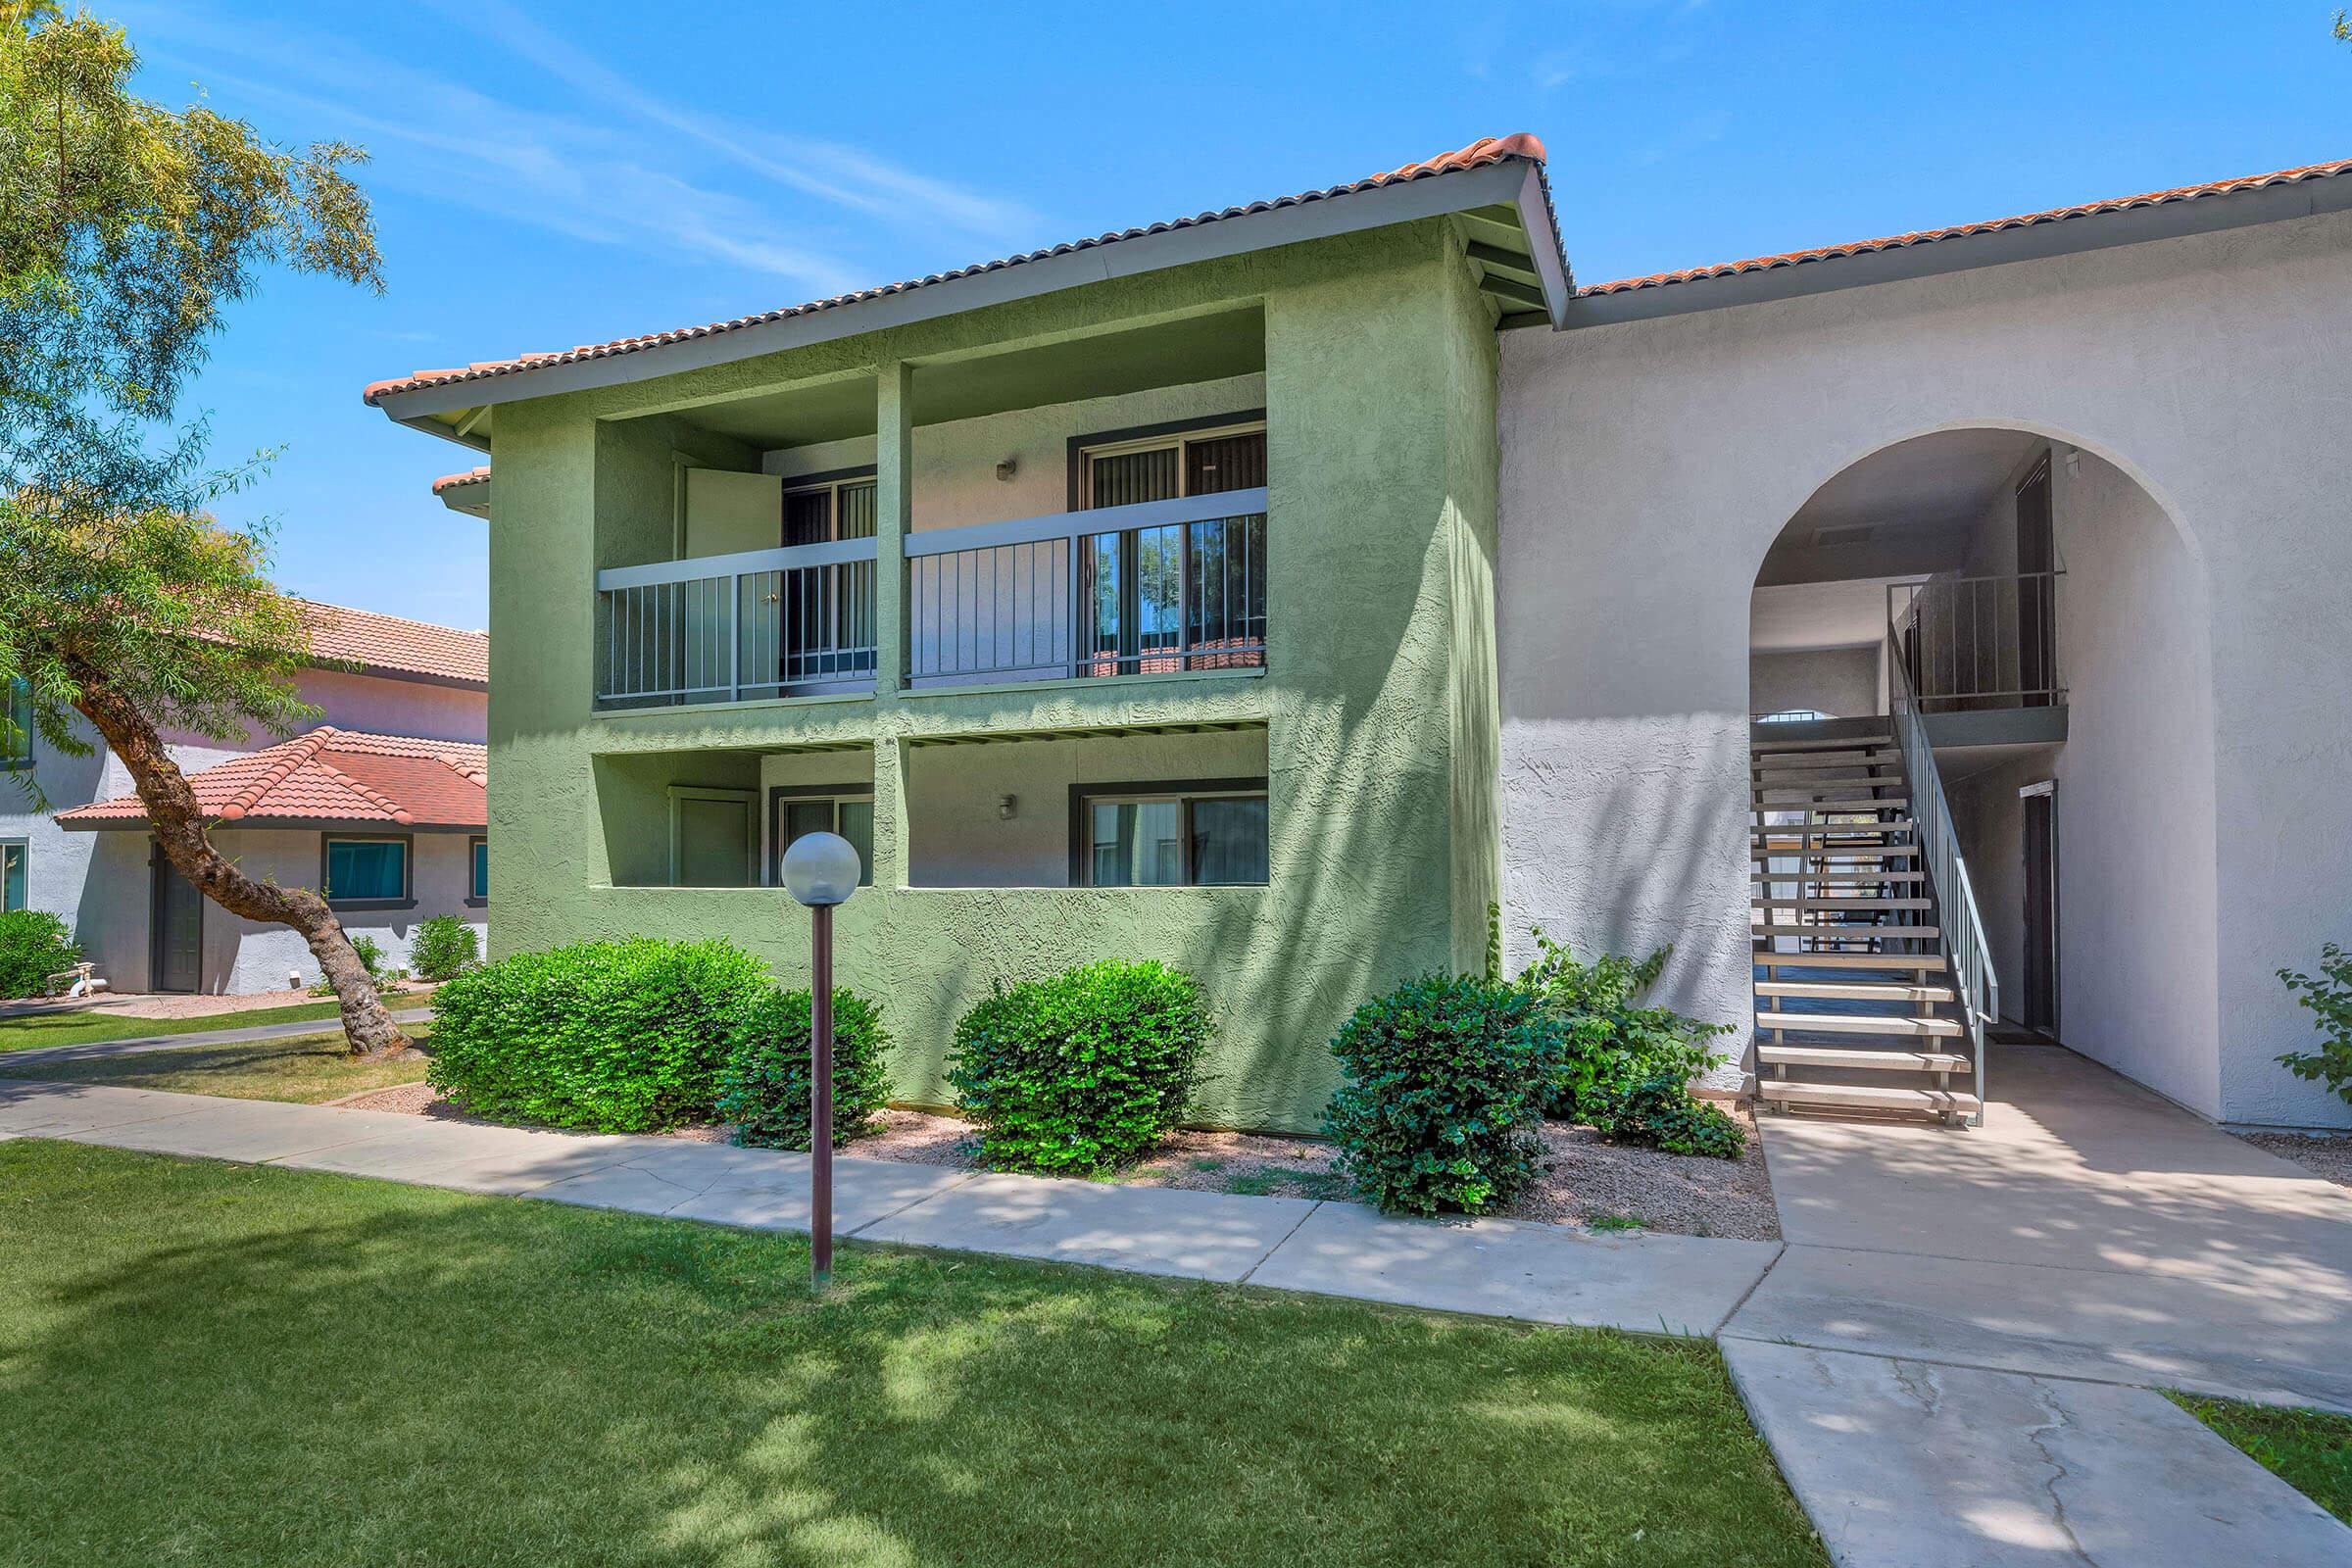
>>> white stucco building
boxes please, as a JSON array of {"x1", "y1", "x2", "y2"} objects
[{"x1": 2, "y1": 603, "x2": 489, "y2": 995}]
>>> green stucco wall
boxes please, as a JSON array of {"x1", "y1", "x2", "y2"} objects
[{"x1": 482, "y1": 220, "x2": 1503, "y2": 1132}]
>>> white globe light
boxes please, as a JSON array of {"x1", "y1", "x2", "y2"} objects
[{"x1": 781, "y1": 831, "x2": 860, "y2": 906}]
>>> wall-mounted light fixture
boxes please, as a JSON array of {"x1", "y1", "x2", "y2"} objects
[
  {"x1": 998, "y1": 794, "x2": 1018, "y2": 819},
  {"x1": 994, "y1": 458, "x2": 1018, "y2": 482}
]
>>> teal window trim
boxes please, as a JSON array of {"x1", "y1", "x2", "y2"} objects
[
  {"x1": 2, "y1": 839, "x2": 26, "y2": 911},
  {"x1": 466, "y1": 835, "x2": 488, "y2": 906},
  {"x1": 322, "y1": 833, "x2": 414, "y2": 909}
]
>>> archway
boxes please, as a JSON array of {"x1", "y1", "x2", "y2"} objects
[{"x1": 1743, "y1": 427, "x2": 2222, "y2": 1122}]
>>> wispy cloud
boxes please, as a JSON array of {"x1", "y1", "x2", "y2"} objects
[
  {"x1": 432, "y1": 0, "x2": 1042, "y2": 248},
  {"x1": 111, "y1": 3, "x2": 1032, "y2": 298}
]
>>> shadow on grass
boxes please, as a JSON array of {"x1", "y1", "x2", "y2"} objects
[{"x1": 0, "y1": 1142, "x2": 1825, "y2": 1568}]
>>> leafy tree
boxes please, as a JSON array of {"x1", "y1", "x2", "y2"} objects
[{"x1": 0, "y1": 10, "x2": 401, "y2": 1052}]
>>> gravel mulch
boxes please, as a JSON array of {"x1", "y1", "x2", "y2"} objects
[{"x1": 2239, "y1": 1131, "x2": 2352, "y2": 1190}]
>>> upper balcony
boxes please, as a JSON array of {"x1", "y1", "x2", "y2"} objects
[{"x1": 590, "y1": 309, "x2": 1271, "y2": 715}]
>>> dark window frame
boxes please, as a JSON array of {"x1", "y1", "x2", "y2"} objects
[
  {"x1": 1, "y1": 837, "x2": 26, "y2": 912},
  {"x1": 766, "y1": 783, "x2": 876, "y2": 888},
  {"x1": 779, "y1": 465, "x2": 880, "y2": 544},
  {"x1": 1067, "y1": 775, "x2": 1269, "y2": 888},
  {"x1": 1064, "y1": 410, "x2": 1267, "y2": 512},
  {"x1": 466, "y1": 834, "x2": 489, "y2": 906},
  {"x1": 320, "y1": 832, "x2": 416, "y2": 911}
]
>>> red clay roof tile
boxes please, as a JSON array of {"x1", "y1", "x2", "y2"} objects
[
  {"x1": 299, "y1": 601, "x2": 487, "y2": 688},
  {"x1": 56, "y1": 728, "x2": 487, "y2": 831},
  {"x1": 363, "y1": 135, "x2": 1557, "y2": 407},
  {"x1": 1578, "y1": 157, "x2": 2352, "y2": 298}
]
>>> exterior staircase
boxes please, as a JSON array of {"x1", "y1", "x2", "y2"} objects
[{"x1": 1750, "y1": 725, "x2": 1985, "y2": 1125}]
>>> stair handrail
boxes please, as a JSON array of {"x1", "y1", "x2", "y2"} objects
[{"x1": 1886, "y1": 619, "x2": 1996, "y2": 1125}]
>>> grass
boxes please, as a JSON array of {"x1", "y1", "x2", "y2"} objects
[
  {"x1": 0, "y1": 1141, "x2": 1827, "y2": 1568},
  {"x1": 0, "y1": 1033, "x2": 429, "y2": 1103},
  {"x1": 2170, "y1": 1393, "x2": 2352, "y2": 1525},
  {"x1": 0, "y1": 998, "x2": 352, "y2": 1052}
]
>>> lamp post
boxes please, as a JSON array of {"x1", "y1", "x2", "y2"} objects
[{"x1": 780, "y1": 830, "x2": 860, "y2": 1289}]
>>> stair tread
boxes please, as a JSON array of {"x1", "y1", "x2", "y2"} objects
[
  {"x1": 1755, "y1": 953, "x2": 1949, "y2": 971},
  {"x1": 1750, "y1": 735, "x2": 1893, "y2": 754},
  {"x1": 1752, "y1": 897, "x2": 1934, "y2": 910},
  {"x1": 1751, "y1": 846, "x2": 1923, "y2": 859},
  {"x1": 1753, "y1": 797, "x2": 1913, "y2": 811},
  {"x1": 1757, "y1": 1011, "x2": 1964, "y2": 1037},
  {"x1": 1752, "y1": 822, "x2": 1918, "y2": 835},
  {"x1": 1756, "y1": 980, "x2": 1956, "y2": 1003},
  {"x1": 1758, "y1": 1044, "x2": 1972, "y2": 1070},
  {"x1": 1752, "y1": 872, "x2": 1930, "y2": 885},
  {"x1": 1759, "y1": 1081, "x2": 1983, "y2": 1113},
  {"x1": 1754, "y1": 927, "x2": 1946, "y2": 944}
]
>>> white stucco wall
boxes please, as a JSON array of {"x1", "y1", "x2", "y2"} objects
[
  {"x1": 762, "y1": 372, "x2": 1266, "y2": 534},
  {"x1": 5, "y1": 664, "x2": 487, "y2": 995},
  {"x1": 1496, "y1": 207, "x2": 2352, "y2": 1126},
  {"x1": 1749, "y1": 646, "x2": 1881, "y2": 719}
]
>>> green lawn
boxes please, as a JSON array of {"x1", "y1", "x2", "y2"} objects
[
  {"x1": 2172, "y1": 1393, "x2": 2352, "y2": 1525},
  {"x1": 0, "y1": 1141, "x2": 1826, "y2": 1568},
  {"x1": 0, "y1": 1034, "x2": 429, "y2": 1103},
  {"x1": 0, "y1": 999, "x2": 351, "y2": 1052}
]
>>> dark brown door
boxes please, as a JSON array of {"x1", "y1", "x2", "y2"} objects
[
  {"x1": 2022, "y1": 789, "x2": 2058, "y2": 1034},
  {"x1": 150, "y1": 850, "x2": 203, "y2": 994},
  {"x1": 2016, "y1": 457, "x2": 2055, "y2": 708}
]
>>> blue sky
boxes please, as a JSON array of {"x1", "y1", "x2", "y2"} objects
[{"x1": 116, "y1": 0, "x2": 2352, "y2": 631}]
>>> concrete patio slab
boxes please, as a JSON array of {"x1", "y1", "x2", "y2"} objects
[
  {"x1": 1247, "y1": 1200, "x2": 1782, "y2": 1336},
  {"x1": 1725, "y1": 1338, "x2": 2352, "y2": 1568},
  {"x1": 853, "y1": 1170, "x2": 1317, "y2": 1282},
  {"x1": 1725, "y1": 1240, "x2": 2352, "y2": 1412}
]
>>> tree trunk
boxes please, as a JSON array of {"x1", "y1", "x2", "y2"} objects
[{"x1": 71, "y1": 673, "x2": 412, "y2": 1057}]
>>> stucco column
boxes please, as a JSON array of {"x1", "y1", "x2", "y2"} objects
[
  {"x1": 867, "y1": 734, "x2": 908, "y2": 890},
  {"x1": 873, "y1": 361, "x2": 913, "y2": 694}
]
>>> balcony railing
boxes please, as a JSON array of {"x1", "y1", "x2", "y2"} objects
[
  {"x1": 1887, "y1": 571, "x2": 2064, "y2": 713},
  {"x1": 906, "y1": 488, "x2": 1267, "y2": 687},
  {"x1": 595, "y1": 538, "x2": 877, "y2": 709}
]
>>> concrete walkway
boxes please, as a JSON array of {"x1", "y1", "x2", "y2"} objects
[
  {"x1": 0, "y1": 1008, "x2": 433, "y2": 1066},
  {"x1": 1725, "y1": 1044, "x2": 2352, "y2": 1566},
  {"x1": 0, "y1": 1079, "x2": 1779, "y2": 1339}
]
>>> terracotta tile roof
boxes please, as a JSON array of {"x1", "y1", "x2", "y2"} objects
[
  {"x1": 299, "y1": 601, "x2": 488, "y2": 688},
  {"x1": 57, "y1": 727, "x2": 487, "y2": 831},
  {"x1": 1578, "y1": 156, "x2": 2352, "y2": 298},
  {"x1": 430, "y1": 466, "x2": 491, "y2": 494},
  {"x1": 364, "y1": 135, "x2": 1556, "y2": 406}
]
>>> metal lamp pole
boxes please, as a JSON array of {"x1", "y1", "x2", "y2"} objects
[{"x1": 780, "y1": 830, "x2": 860, "y2": 1292}]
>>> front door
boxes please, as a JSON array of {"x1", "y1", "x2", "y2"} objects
[
  {"x1": 150, "y1": 850, "x2": 203, "y2": 994},
  {"x1": 2022, "y1": 787, "x2": 2058, "y2": 1035}
]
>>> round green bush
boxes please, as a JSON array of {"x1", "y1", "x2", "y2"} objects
[
  {"x1": 715, "y1": 987, "x2": 891, "y2": 1150},
  {"x1": 425, "y1": 937, "x2": 772, "y2": 1132},
  {"x1": 947, "y1": 958, "x2": 1213, "y2": 1174},
  {"x1": 408, "y1": 914, "x2": 480, "y2": 983},
  {"x1": 1323, "y1": 973, "x2": 1567, "y2": 1216},
  {"x1": 0, "y1": 909, "x2": 80, "y2": 1000},
  {"x1": 1593, "y1": 1074, "x2": 1746, "y2": 1159}
]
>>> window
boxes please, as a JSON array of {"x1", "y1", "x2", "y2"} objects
[
  {"x1": 468, "y1": 836, "x2": 489, "y2": 904},
  {"x1": 1074, "y1": 419, "x2": 1268, "y2": 676},
  {"x1": 1071, "y1": 780, "x2": 1268, "y2": 888},
  {"x1": 780, "y1": 471, "x2": 878, "y2": 545},
  {"x1": 2, "y1": 678, "x2": 29, "y2": 768},
  {"x1": 777, "y1": 469, "x2": 879, "y2": 684},
  {"x1": 2, "y1": 840, "x2": 25, "y2": 911},
  {"x1": 323, "y1": 836, "x2": 411, "y2": 905},
  {"x1": 768, "y1": 788, "x2": 874, "y2": 888}
]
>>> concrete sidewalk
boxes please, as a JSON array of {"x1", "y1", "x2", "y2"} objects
[
  {"x1": 0, "y1": 1079, "x2": 1780, "y2": 1338},
  {"x1": 0, "y1": 1008, "x2": 433, "y2": 1066},
  {"x1": 1726, "y1": 1044, "x2": 2352, "y2": 1567}
]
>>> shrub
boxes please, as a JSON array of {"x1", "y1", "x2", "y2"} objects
[
  {"x1": 716, "y1": 987, "x2": 892, "y2": 1150},
  {"x1": 307, "y1": 933, "x2": 391, "y2": 996},
  {"x1": 426, "y1": 937, "x2": 772, "y2": 1132},
  {"x1": 2278, "y1": 943, "x2": 2352, "y2": 1106},
  {"x1": 1515, "y1": 932, "x2": 1732, "y2": 1122},
  {"x1": 947, "y1": 959, "x2": 1212, "y2": 1174},
  {"x1": 409, "y1": 914, "x2": 480, "y2": 983},
  {"x1": 0, "y1": 909, "x2": 80, "y2": 1000},
  {"x1": 1594, "y1": 1074, "x2": 1746, "y2": 1159},
  {"x1": 1324, "y1": 973, "x2": 1567, "y2": 1216}
]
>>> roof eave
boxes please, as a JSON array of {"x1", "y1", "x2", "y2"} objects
[
  {"x1": 1561, "y1": 167, "x2": 2352, "y2": 328},
  {"x1": 57, "y1": 813, "x2": 485, "y2": 834},
  {"x1": 369, "y1": 158, "x2": 1569, "y2": 424}
]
